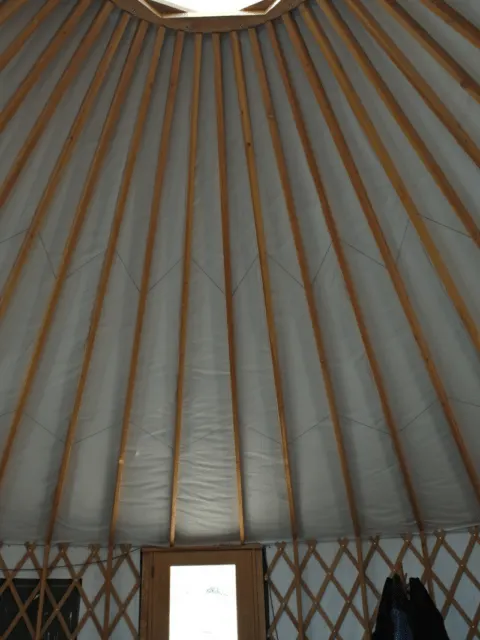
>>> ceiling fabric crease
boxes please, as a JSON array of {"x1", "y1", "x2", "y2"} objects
[{"x1": 0, "y1": 0, "x2": 479, "y2": 546}]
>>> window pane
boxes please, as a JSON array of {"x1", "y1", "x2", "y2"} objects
[{"x1": 169, "y1": 564, "x2": 238, "y2": 640}]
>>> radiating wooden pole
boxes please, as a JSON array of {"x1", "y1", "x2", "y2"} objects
[
  {"x1": 231, "y1": 31, "x2": 305, "y2": 639},
  {"x1": 107, "y1": 33, "x2": 184, "y2": 553},
  {"x1": 267, "y1": 15, "x2": 437, "y2": 602},
  {"x1": 169, "y1": 34, "x2": 202, "y2": 547},
  {"x1": 376, "y1": 0, "x2": 480, "y2": 104},
  {"x1": 31, "y1": 31, "x2": 164, "y2": 640},
  {"x1": 317, "y1": 0, "x2": 480, "y2": 249},
  {"x1": 0, "y1": 0, "x2": 29, "y2": 27},
  {"x1": 301, "y1": 6, "x2": 479, "y2": 352},
  {"x1": 212, "y1": 33, "x2": 246, "y2": 544},
  {"x1": 0, "y1": 0, "x2": 63, "y2": 71},
  {"x1": 0, "y1": 21, "x2": 147, "y2": 494},
  {"x1": 285, "y1": 14, "x2": 480, "y2": 507},
  {"x1": 0, "y1": 13, "x2": 130, "y2": 324},
  {"x1": 0, "y1": 0, "x2": 94, "y2": 133},
  {"x1": 419, "y1": 0, "x2": 480, "y2": 50},
  {"x1": 249, "y1": 27, "x2": 369, "y2": 635},
  {"x1": 0, "y1": 2, "x2": 114, "y2": 210},
  {"x1": 341, "y1": 0, "x2": 480, "y2": 169}
]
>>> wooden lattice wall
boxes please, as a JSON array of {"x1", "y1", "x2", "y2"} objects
[
  {"x1": 266, "y1": 529, "x2": 480, "y2": 640},
  {"x1": 0, "y1": 544, "x2": 140, "y2": 639}
]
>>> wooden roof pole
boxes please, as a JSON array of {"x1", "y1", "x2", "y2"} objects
[
  {"x1": 249, "y1": 27, "x2": 371, "y2": 632},
  {"x1": 32, "y1": 22, "x2": 149, "y2": 640},
  {"x1": 0, "y1": 0, "x2": 29, "y2": 27},
  {"x1": 0, "y1": 13, "x2": 130, "y2": 324},
  {"x1": 30, "y1": 23, "x2": 163, "y2": 640},
  {"x1": 316, "y1": 0, "x2": 479, "y2": 249},
  {"x1": 169, "y1": 34, "x2": 202, "y2": 547},
  {"x1": 0, "y1": 20, "x2": 147, "y2": 495},
  {"x1": 0, "y1": 2, "x2": 114, "y2": 210},
  {"x1": 284, "y1": 14, "x2": 480, "y2": 506},
  {"x1": 267, "y1": 19, "x2": 434, "y2": 600},
  {"x1": 232, "y1": 29, "x2": 315, "y2": 638},
  {"x1": 0, "y1": 0, "x2": 63, "y2": 71},
  {"x1": 212, "y1": 33, "x2": 246, "y2": 544},
  {"x1": 340, "y1": 0, "x2": 480, "y2": 169},
  {"x1": 107, "y1": 32, "x2": 185, "y2": 551},
  {"x1": 419, "y1": 0, "x2": 480, "y2": 50},
  {"x1": 301, "y1": 7, "x2": 479, "y2": 352},
  {"x1": 376, "y1": 0, "x2": 480, "y2": 104},
  {"x1": 0, "y1": 0, "x2": 94, "y2": 133}
]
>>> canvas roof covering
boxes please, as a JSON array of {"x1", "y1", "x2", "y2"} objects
[{"x1": 0, "y1": 0, "x2": 479, "y2": 547}]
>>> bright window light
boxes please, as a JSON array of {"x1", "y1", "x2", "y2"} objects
[
  {"x1": 169, "y1": 564, "x2": 238, "y2": 640},
  {"x1": 151, "y1": 0, "x2": 256, "y2": 16}
]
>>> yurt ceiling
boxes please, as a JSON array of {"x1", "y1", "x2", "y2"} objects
[{"x1": 0, "y1": 0, "x2": 479, "y2": 549}]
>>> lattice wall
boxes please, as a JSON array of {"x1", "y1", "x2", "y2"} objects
[
  {"x1": 0, "y1": 544, "x2": 140, "y2": 639},
  {"x1": 265, "y1": 529, "x2": 480, "y2": 640}
]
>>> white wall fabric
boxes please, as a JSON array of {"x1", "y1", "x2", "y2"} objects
[
  {"x1": 0, "y1": 0, "x2": 479, "y2": 546},
  {"x1": 0, "y1": 545, "x2": 140, "y2": 639},
  {"x1": 266, "y1": 531, "x2": 480, "y2": 639}
]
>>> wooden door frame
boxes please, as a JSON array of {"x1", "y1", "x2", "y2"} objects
[{"x1": 140, "y1": 546, "x2": 267, "y2": 640}]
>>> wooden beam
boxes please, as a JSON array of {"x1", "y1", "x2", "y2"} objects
[
  {"x1": 266, "y1": 17, "x2": 436, "y2": 600},
  {"x1": 0, "y1": 13, "x2": 130, "y2": 324},
  {"x1": 341, "y1": 0, "x2": 480, "y2": 169},
  {"x1": 249, "y1": 26, "x2": 369, "y2": 634},
  {"x1": 316, "y1": 0, "x2": 480, "y2": 248},
  {"x1": 231, "y1": 30, "x2": 307, "y2": 638},
  {"x1": 0, "y1": 0, "x2": 63, "y2": 71},
  {"x1": 107, "y1": 32, "x2": 185, "y2": 550},
  {"x1": 0, "y1": 2, "x2": 114, "y2": 210},
  {"x1": 42, "y1": 23, "x2": 164, "y2": 551},
  {"x1": 212, "y1": 33, "x2": 246, "y2": 544},
  {"x1": 376, "y1": 0, "x2": 480, "y2": 104},
  {"x1": 285, "y1": 13, "x2": 480, "y2": 507},
  {"x1": 302, "y1": 7, "x2": 479, "y2": 353},
  {"x1": 419, "y1": 0, "x2": 480, "y2": 50},
  {"x1": 169, "y1": 33, "x2": 202, "y2": 548},
  {"x1": 0, "y1": 0, "x2": 29, "y2": 27},
  {"x1": 0, "y1": 0, "x2": 94, "y2": 134},
  {"x1": 0, "y1": 21, "x2": 147, "y2": 493}
]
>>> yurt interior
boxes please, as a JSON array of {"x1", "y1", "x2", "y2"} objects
[{"x1": 0, "y1": 0, "x2": 480, "y2": 637}]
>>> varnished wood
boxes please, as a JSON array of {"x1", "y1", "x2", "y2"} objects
[
  {"x1": 169, "y1": 33, "x2": 202, "y2": 547},
  {"x1": 285, "y1": 14, "x2": 480, "y2": 508},
  {"x1": 267, "y1": 17, "x2": 435, "y2": 599},
  {"x1": 213, "y1": 33, "x2": 246, "y2": 544},
  {"x1": 0, "y1": 13, "x2": 130, "y2": 324},
  {"x1": 341, "y1": 0, "x2": 480, "y2": 169},
  {"x1": 0, "y1": 0, "x2": 94, "y2": 134},
  {"x1": 376, "y1": 0, "x2": 480, "y2": 104},
  {"x1": 419, "y1": 0, "x2": 480, "y2": 50},
  {"x1": 249, "y1": 26, "x2": 369, "y2": 635},
  {"x1": 0, "y1": 0, "x2": 63, "y2": 71},
  {"x1": 317, "y1": 0, "x2": 480, "y2": 248},
  {"x1": 31, "y1": 27, "x2": 163, "y2": 637},
  {"x1": 0, "y1": 0, "x2": 29, "y2": 27},
  {"x1": 108, "y1": 32, "x2": 185, "y2": 548},
  {"x1": 0, "y1": 2, "x2": 114, "y2": 210},
  {"x1": 112, "y1": 0, "x2": 304, "y2": 32},
  {"x1": 231, "y1": 29, "x2": 304, "y2": 639},
  {"x1": 0, "y1": 21, "x2": 147, "y2": 495},
  {"x1": 302, "y1": 6, "x2": 479, "y2": 354}
]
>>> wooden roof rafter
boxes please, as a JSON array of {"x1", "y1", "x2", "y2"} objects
[
  {"x1": 266, "y1": 16, "x2": 436, "y2": 599},
  {"x1": 284, "y1": 11, "x2": 480, "y2": 507},
  {"x1": 213, "y1": 33, "x2": 247, "y2": 545},
  {"x1": 418, "y1": 0, "x2": 480, "y2": 50}
]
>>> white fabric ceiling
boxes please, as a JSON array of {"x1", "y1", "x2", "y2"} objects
[{"x1": 0, "y1": 0, "x2": 479, "y2": 546}]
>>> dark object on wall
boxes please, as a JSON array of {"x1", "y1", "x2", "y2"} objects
[
  {"x1": 373, "y1": 574, "x2": 450, "y2": 640},
  {"x1": 0, "y1": 578, "x2": 80, "y2": 639}
]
